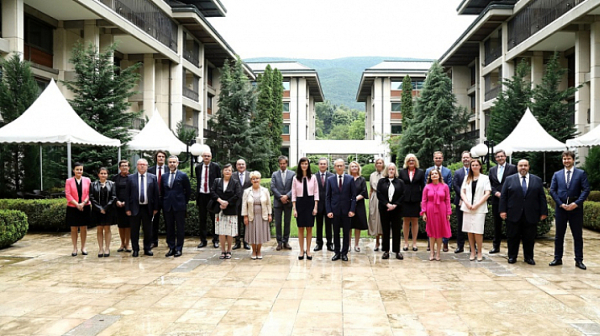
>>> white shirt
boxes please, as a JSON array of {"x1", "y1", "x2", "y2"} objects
[
  {"x1": 138, "y1": 173, "x2": 148, "y2": 205},
  {"x1": 168, "y1": 170, "x2": 177, "y2": 188},
  {"x1": 564, "y1": 167, "x2": 573, "y2": 184}
]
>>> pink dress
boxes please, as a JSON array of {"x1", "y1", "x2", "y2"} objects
[{"x1": 420, "y1": 182, "x2": 452, "y2": 239}]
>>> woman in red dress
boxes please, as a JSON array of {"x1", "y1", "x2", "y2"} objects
[{"x1": 420, "y1": 169, "x2": 452, "y2": 261}]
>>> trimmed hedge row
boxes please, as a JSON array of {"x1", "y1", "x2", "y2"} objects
[
  {"x1": 583, "y1": 201, "x2": 600, "y2": 231},
  {"x1": 0, "y1": 199, "x2": 67, "y2": 232},
  {"x1": 0, "y1": 210, "x2": 28, "y2": 248}
]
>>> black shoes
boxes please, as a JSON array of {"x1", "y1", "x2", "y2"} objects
[
  {"x1": 284, "y1": 243, "x2": 292, "y2": 250},
  {"x1": 525, "y1": 258, "x2": 535, "y2": 265},
  {"x1": 244, "y1": 242, "x2": 250, "y2": 250},
  {"x1": 151, "y1": 242, "x2": 158, "y2": 249},
  {"x1": 489, "y1": 247, "x2": 500, "y2": 254},
  {"x1": 314, "y1": 244, "x2": 323, "y2": 251},
  {"x1": 508, "y1": 257, "x2": 516, "y2": 264},
  {"x1": 396, "y1": 253, "x2": 404, "y2": 260},
  {"x1": 382, "y1": 252, "x2": 390, "y2": 259},
  {"x1": 144, "y1": 250, "x2": 154, "y2": 256},
  {"x1": 576, "y1": 261, "x2": 587, "y2": 270},
  {"x1": 81, "y1": 250, "x2": 88, "y2": 256},
  {"x1": 197, "y1": 241, "x2": 207, "y2": 248},
  {"x1": 165, "y1": 249, "x2": 176, "y2": 257},
  {"x1": 174, "y1": 250, "x2": 182, "y2": 257},
  {"x1": 454, "y1": 247, "x2": 464, "y2": 253},
  {"x1": 326, "y1": 244, "x2": 335, "y2": 252},
  {"x1": 331, "y1": 254, "x2": 341, "y2": 261},
  {"x1": 298, "y1": 253, "x2": 304, "y2": 260},
  {"x1": 276, "y1": 243, "x2": 283, "y2": 251},
  {"x1": 232, "y1": 241, "x2": 241, "y2": 250},
  {"x1": 132, "y1": 251, "x2": 139, "y2": 257},
  {"x1": 98, "y1": 253, "x2": 103, "y2": 258},
  {"x1": 549, "y1": 258, "x2": 562, "y2": 266},
  {"x1": 213, "y1": 241, "x2": 219, "y2": 248},
  {"x1": 341, "y1": 254, "x2": 348, "y2": 261}
]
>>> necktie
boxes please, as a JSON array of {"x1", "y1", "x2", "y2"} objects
[
  {"x1": 338, "y1": 175, "x2": 342, "y2": 191},
  {"x1": 158, "y1": 166, "x2": 162, "y2": 193},
  {"x1": 566, "y1": 170, "x2": 571, "y2": 189},
  {"x1": 169, "y1": 172, "x2": 174, "y2": 188},
  {"x1": 498, "y1": 165, "x2": 504, "y2": 181},
  {"x1": 240, "y1": 173, "x2": 244, "y2": 186},
  {"x1": 204, "y1": 165, "x2": 208, "y2": 192},
  {"x1": 140, "y1": 174, "x2": 145, "y2": 203},
  {"x1": 321, "y1": 173, "x2": 325, "y2": 185},
  {"x1": 521, "y1": 176, "x2": 527, "y2": 196}
]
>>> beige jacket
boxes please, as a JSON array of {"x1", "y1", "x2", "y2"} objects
[{"x1": 241, "y1": 186, "x2": 272, "y2": 221}]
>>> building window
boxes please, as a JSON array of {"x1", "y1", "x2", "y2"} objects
[
  {"x1": 391, "y1": 124, "x2": 402, "y2": 135},
  {"x1": 282, "y1": 81, "x2": 290, "y2": 91},
  {"x1": 207, "y1": 67, "x2": 213, "y2": 87},
  {"x1": 470, "y1": 66, "x2": 476, "y2": 86},
  {"x1": 283, "y1": 102, "x2": 290, "y2": 112},
  {"x1": 391, "y1": 102, "x2": 402, "y2": 112},
  {"x1": 24, "y1": 16, "x2": 54, "y2": 68},
  {"x1": 391, "y1": 81, "x2": 402, "y2": 90},
  {"x1": 282, "y1": 124, "x2": 290, "y2": 135},
  {"x1": 411, "y1": 81, "x2": 424, "y2": 90},
  {"x1": 207, "y1": 94, "x2": 213, "y2": 115}
]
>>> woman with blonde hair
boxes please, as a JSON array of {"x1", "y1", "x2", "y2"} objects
[
  {"x1": 460, "y1": 159, "x2": 491, "y2": 261},
  {"x1": 369, "y1": 158, "x2": 385, "y2": 250},
  {"x1": 376, "y1": 163, "x2": 405, "y2": 260},
  {"x1": 348, "y1": 161, "x2": 368, "y2": 252},
  {"x1": 242, "y1": 171, "x2": 272, "y2": 260},
  {"x1": 399, "y1": 154, "x2": 425, "y2": 251}
]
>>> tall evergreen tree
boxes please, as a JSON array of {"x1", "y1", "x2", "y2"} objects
[
  {"x1": 63, "y1": 42, "x2": 141, "y2": 176},
  {"x1": 487, "y1": 59, "x2": 531, "y2": 143},
  {"x1": 0, "y1": 54, "x2": 40, "y2": 195},
  {"x1": 398, "y1": 61, "x2": 472, "y2": 168},
  {"x1": 401, "y1": 75, "x2": 414, "y2": 126},
  {"x1": 270, "y1": 68, "x2": 284, "y2": 170}
]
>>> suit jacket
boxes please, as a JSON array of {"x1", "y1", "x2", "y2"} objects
[
  {"x1": 460, "y1": 174, "x2": 491, "y2": 214},
  {"x1": 211, "y1": 178, "x2": 242, "y2": 216},
  {"x1": 148, "y1": 165, "x2": 168, "y2": 180},
  {"x1": 65, "y1": 177, "x2": 91, "y2": 207},
  {"x1": 325, "y1": 174, "x2": 357, "y2": 216},
  {"x1": 398, "y1": 169, "x2": 424, "y2": 203},
  {"x1": 195, "y1": 162, "x2": 221, "y2": 195},
  {"x1": 452, "y1": 166, "x2": 469, "y2": 206},
  {"x1": 270, "y1": 169, "x2": 295, "y2": 208},
  {"x1": 315, "y1": 171, "x2": 334, "y2": 213},
  {"x1": 549, "y1": 167, "x2": 590, "y2": 209},
  {"x1": 424, "y1": 166, "x2": 453, "y2": 195},
  {"x1": 499, "y1": 173, "x2": 548, "y2": 224},
  {"x1": 241, "y1": 187, "x2": 272, "y2": 222},
  {"x1": 232, "y1": 170, "x2": 252, "y2": 212},
  {"x1": 376, "y1": 177, "x2": 405, "y2": 212},
  {"x1": 161, "y1": 170, "x2": 191, "y2": 212},
  {"x1": 89, "y1": 180, "x2": 116, "y2": 213},
  {"x1": 125, "y1": 173, "x2": 160, "y2": 216},
  {"x1": 489, "y1": 163, "x2": 518, "y2": 205}
]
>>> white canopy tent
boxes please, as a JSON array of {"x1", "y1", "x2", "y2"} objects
[
  {"x1": 0, "y1": 79, "x2": 121, "y2": 189},
  {"x1": 566, "y1": 123, "x2": 600, "y2": 148},
  {"x1": 127, "y1": 109, "x2": 186, "y2": 153}
]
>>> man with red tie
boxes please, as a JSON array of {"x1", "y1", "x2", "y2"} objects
[
  {"x1": 148, "y1": 150, "x2": 167, "y2": 248},
  {"x1": 195, "y1": 150, "x2": 221, "y2": 248},
  {"x1": 326, "y1": 159, "x2": 357, "y2": 261}
]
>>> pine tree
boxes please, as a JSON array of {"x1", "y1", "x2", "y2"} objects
[
  {"x1": 0, "y1": 54, "x2": 40, "y2": 195},
  {"x1": 270, "y1": 68, "x2": 284, "y2": 171},
  {"x1": 63, "y1": 42, "x2": 141, "y2": 176},
  {"x1": 487, "y1": 59, "x2": 531, "y2": 143},
  {"x1": 252, "y1": 66, "x2": 274, "y2": 174},
  {"x1": 530, "y1": 52, "x2": 579, "y2": 181},
  {"x1": 398, "y1": 61, "x2": 472, "y2": 167},
  {"x1": 401, "y1": 75, "x2": 414, "y2": 126}
]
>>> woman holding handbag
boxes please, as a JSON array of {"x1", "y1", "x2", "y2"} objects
[{"x1": 211, "y1": 164, "x2": 242, "y2": 259}]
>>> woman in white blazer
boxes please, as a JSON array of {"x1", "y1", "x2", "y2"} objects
[
  {"x1": 460, "y1": 159, "x2": 491, "y2": 262},
  {"x1": 242, "y1": 171, "x2": 272, "y2": 260}
]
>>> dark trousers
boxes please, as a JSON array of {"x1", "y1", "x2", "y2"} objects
[
  {"x1": 506, "y1": 214, "x2": 537, "y2": 260},
  {"x1": 130, "y1": 205, "x2": 152, "y2": 252},
  {"x1": 333, "y1": 214, "x2": 352, "y2": 255},
  {"x1": 236, "y1": 214, "x2": 246, "y2": 243},
  {"x1": 315, "y1": 210, "x2": 332, "y2": 246},
  {"x1": 492, "y1": 203, "x2": 504, "y2": 249},
  {"x1": 554, "y1": 207, "x2": 584, "y2": 262},
  {"x1": 381, "y1": 209, "x2": 401, "y2": 253},
  {"x1": 455, "y1": 209, "x2": 465, "y2": 249},
  {"x1": 151, "y1": 207, "x2": 162, "y2": 245},
  {"x1": 274, "y1": 204, "x2": 292, "y2": 244},
  {"x1": 197, "y1": 193, "x2": 217, "y2": 243},
  {"x1": 165, "y1": 209, "x2": 185, "y2": 251}
]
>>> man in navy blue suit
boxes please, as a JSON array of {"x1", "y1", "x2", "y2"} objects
[
  {"x1": 549, "y1": 150, "x2": 590, "y2": 270},
  {"x1": 500, "y1": 159, "x2": 548, "y2": 265},
  {"x1": 161, "y1": 155, "x2": 191, "y2": 258},
  {"x1": 452, "y1": 151, "x2": 471, "y2": 253},
  {"x1": 126, "y1": 159, "x2": 159, "y2": 257},
  {"x1": 326, "y1": 159, "x2": 357, "y2": 261},
  {"x1": 488, "y1": 150, "x2": 518, "y2": 254},
  {"x1": 424, "y1": 151, "x2": 453, "y2": 252}
]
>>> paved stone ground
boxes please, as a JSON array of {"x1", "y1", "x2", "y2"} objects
[{"x1": 1, "y1": 226, "x2": 600, "y2": 335}]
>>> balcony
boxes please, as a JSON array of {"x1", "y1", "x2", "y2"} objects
[
  {"x1": 485, "y1": 85, "x2": 501, "y2": 101},
  {"x1": 456, "y1": 130, "x2": 479, "y2": 142},
  {"x1": 183, "y1": 86, "x2": 199, "y2": 101},
  {"x1": 484, "y1": 44, "x2": 502, "y2": 66},
  {"x1": 100, "y1": 0, "x2": 178, "y2": 52},
  {"x1": 507, "y1": 0, "x2": 585, "y2": 51},
  {"x1": 183, "y1": 41, "x2": 200, "y2": 67}
]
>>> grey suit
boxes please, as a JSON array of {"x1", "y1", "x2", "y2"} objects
[
  {"x1": 232, "y1": 171, "x2": 252, "y2": 243},
  {"x1": 271, "y1": 169, "x2": 295, "y2": 244}
]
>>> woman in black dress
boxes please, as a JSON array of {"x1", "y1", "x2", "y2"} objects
[
  {"x1": 292, "y1": 157, "x2": 319, "y2": 260},
  {"x1": 349, "y1": 161, "x2": 368, "y2": 252},
  {"x1": 399, "y1": 154, "x2": 425, "y2": 252},
  {"x1": 377, "y1": 163, "x2": 405, "y2": 260},
  {"x1": 90, "y1": 167, "x2": 117, "y2": 257},
  {"x1": 112, "y1": 160, "x2": 131, "y2": 252}
]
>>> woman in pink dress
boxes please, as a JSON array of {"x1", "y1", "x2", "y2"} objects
[{"x1": 420, "y1": 169, "x2": 452, "y2": 261}]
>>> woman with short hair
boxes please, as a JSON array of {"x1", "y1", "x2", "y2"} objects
[
  {"x1": 242, "y1": 171, "x2": 272, "y2": 260},
  {"x1": 65, "y1": 162, "x2": 91, "y2": 256},
  {"x1": 90, "y1": 167, "x2": 117, "y2": 258},
  {"x1": 212, "y1": 163, "x2": 242, "y2": 259},
  {"x1": 349, "y1": 161, "x2": 368, "y2": 252},
  {"x1": 377, "y1": 163, "x2": 405, "y2": 260}
]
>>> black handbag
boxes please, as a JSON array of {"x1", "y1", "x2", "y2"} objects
[{"x1": 207, "y1": 178, "x2": 221, "y2": 214}]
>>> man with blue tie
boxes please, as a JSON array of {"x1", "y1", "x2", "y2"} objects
[
  {"x1": 452, "y1": 151, "x2": 471, "y2": 253},
  {"x1": 488, "y1": 150, "x2": 517, "y2": 254},
  {"x1": 161, "y1": 156, "x2": 191, "y2": 258},
  {"x1": 326, "y1": 159, "x2": 357, "y2": 261},
  {"x1": 500, "y1": 159, "x2": 548, "y2": 265},
  {"x1": 549, "y1": 150, "x2": 590, "y2": 270},
  {"x1": 424, "y1": 151, "x2": 453, "y2": 252},
  {"x1": 126, "y1": 159, "x2": 159, "y2": 257}
]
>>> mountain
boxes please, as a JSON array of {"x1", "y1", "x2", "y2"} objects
[{"x1": 244, "y1": 56, "x2": 431, "y2": 110}]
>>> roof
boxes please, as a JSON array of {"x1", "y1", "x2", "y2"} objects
[
  {"x1": 246, "y1": 61, "x2": 325, "y2": 102},
  {"x1": 169, "y1": 0, "x2": 227, "y2": 17},
  {"x1": 496, "y1": 108, "x2": 566, "y2": 152},
  {"x1": 128, "y1": 109, "x2": 186, "y2": 152},
  {"x1": 355, "y1": 60, "x2": 434, "y2": 102}
]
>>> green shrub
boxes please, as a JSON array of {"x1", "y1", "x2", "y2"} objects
[
  {"x1": 0, "y1": 210, "x2": 28, "y2": 248},
  {"x1": 0, "y1": 199, "x2": 67, "y2": 232},
  {"x1": 583, "y1": 201, "x2": 600, "y2": 231},
  {"x1": 361, "y1": 164, "x2": 375, "y2": 179},
  {"x1": 587, "y1": 191, "x2": 600, "y2": 202}
]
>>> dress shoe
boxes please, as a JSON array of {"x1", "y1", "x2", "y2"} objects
[
  {"x1": 507, "y1": 257, "x2": 516, "y2": 264},
  {"x1": 81, "y1": 250, "x2": 88, "y2": 256},
  {"x1": 71, "y1": 252, "x2": 77, "y2": 257},
  {"x1": 165, "y1": 249, "x2": 176, "y2": 257},
  {"x1": 276, "y1": 243, "x2": 282, "y2": 251},
  {"x1": 132, "y1": 251, "x2": 139, "y2": 257},
  {"x1": 443, "y1": 242, "x2": 449, "y2": 252},
  {"x1": 341, "y1": 254, "x2": 348, "y2": 261},
  {"x1": 489, "y1": 247, "x2": 500, "y2": 254},
  {"x1": 313, "y1": 244, "x2": 323, "y2": 251},
  {"x1": 327, "y1": 244, "x2": 335, "y2": 252},
  {"x1": 125, "y1": 249, "x2": 132, "y2": 253},
  {"x1": 151, "y1": 242, "x2": 158, "y2": 249},
  {"x1": 174, "y1": 250, "x2": 182, "y2": 257},
  {"x1": 454, "y1": 247, "x2": 464, "y2": 253},
  {"x1": 98, "y1": 253, "x2": 103, "y2": 258},
  {"x1": 213, "y1": 241, "x2": 219, "y2": 248},
  {"x1": 232, "y1": 241, "x2": 241, "y2": 250},
  {"x1": 117, "y1": 248, "x2": 125, "y2": 252},
  {"x1": 331, "y1": 254, "x2": 341, "y2": 261},
  {"x1": 243, "y1": 242, "x2": 250, "y2": 250},
  {"x1": 576, "y1": 261, "x2": 587, "y2": 270},
  {"x1": 197, "y1": 241, "x2": 207, "y2": 248},
  {"x1": 525, "y1": 258, "x2": 535, "y2": 265},
  {"x1": 396, "y1": 253, "x2": 404, "y2": 260},
  {"x1": 549, "y1": 258, "x2": 562, "y2": 266},
  {"x1": 382, "y1": 252, "x2": 390, "y2": 259},
  {"x1": 144, "y1": 250, "x2": 154, "y2": 256},
  {"x1": 284, "y1": 243, "x2": 292, "y2": 250}
]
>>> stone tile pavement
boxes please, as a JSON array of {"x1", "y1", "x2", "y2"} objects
[{"x1": 1, "y1": 226, "x2": 600, "y2": 335}]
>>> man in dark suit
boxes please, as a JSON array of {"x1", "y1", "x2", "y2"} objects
[
  {"x1": 126, "y1": 158, "x2": 159, "y2": 257},
  {"x1": 452, "y1": 151, "x2": 471, "y2": 253},
  {"x1": 488, "y1": 150, "x2": 518, "y2": 254},
  {"x1": 148, "y1": 150, "x2": 167, "y2": 249},
  {"x1": 424, "y1": 151, "x2": 453, "y2": 252},
  {"x1": 232, "y1": 159, "x2": 252, "y2": 250},
  {"x1": 161, "y1": 155, "x2": 191, "y2": 258},
  {"x1": 271, "y1": 155, "x2": 295, "y2": 251},
  {"x1": 499, "y1": 159, "x2": 548, "y2": 265},
  {"x1": 326, "y1": 159, "x2": 357, "y2": 261},
  {"x1": 195, "y1": 150, "x2": 221, "y2": 248},
  {"x1": 549, "y1": 150, "x2": 590, "y2": 270},
  {"x1": 314, "y1": 158, "x2": 334, "y2": 252}
]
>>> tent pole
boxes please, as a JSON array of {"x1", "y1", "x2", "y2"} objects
[
  {"x1": 118, "y1": 147, "x2": 121, "y2": 162},
  {"x1": 67, "y1": 142, "x2": 72, "y2": 178},
  {"x1": 543, "y1": 152, "x2": 546, "y2": 184},
  {"x1": 39, "y1": 145, "x2": 43, "y2": 191}
]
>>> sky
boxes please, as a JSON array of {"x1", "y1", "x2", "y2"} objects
[{"x1": 207, "y1": 0, "x2": 477, "y2": 60}]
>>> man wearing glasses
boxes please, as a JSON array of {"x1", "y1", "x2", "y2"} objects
[{"x1": 195, "y1": 150, "x2": 221, "y2": 248}]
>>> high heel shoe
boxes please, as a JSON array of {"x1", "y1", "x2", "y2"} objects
[
  {"x1": 306, "y1": 253, "x2": 313, "y2": 260},
  {"x1": 81, "y1": 250, "x2": 88, "y2": 256},
  {"x1": 374, "y1": 244, "x2": 380, "y2": 252},
  {"x1": 469, "y1": 254, "x2": 475, "y2": 261},
  {"x1": 298, "y1": 252, "x2": 305, "y2": 260}
]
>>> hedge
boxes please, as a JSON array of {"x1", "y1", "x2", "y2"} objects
[
  {"x1": 0, "y1": 199, "x2": 67, "y2": 232},
  {"x1": 583, "y1": 201, "x2": 600, "y2": 231},
  {"x1": 587, "y1": 191, "x2": 600, "y2": 202},
  {"x1": 0, "y1": 210, "x2": 28, "y2": 248}
]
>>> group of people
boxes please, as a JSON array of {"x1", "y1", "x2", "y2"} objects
[{"x1": 65, "y1": 148, "x2": 590, "y2": 270}]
